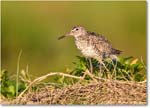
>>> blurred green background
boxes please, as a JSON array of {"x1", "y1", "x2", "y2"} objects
[{"x1": 1, "y1": 1, "x2": 146, "y2": 77}]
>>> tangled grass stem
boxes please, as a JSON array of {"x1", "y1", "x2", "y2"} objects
[{"x1": 18, "y1": 72, "x2": 84, "y2": 98}]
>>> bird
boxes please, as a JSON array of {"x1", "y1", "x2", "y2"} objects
[{"x1": 58, "y1": 26, "x2": 122, "y2": 72}]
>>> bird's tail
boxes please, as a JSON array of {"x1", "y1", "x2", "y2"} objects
[{"x1": 111, "y1": 48, "x2": 122, "y2": 55}]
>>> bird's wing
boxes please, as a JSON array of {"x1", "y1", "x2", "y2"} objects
[{"x1": 89, "y1": 34, "x2": 112, "y2": 56}]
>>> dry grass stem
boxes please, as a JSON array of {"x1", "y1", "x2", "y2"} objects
[
  {"x1": 18, "y1": 72, "x2": 83, "y2": 98},
  {"x1": 3, "y1": 79, "x2": 146, "y2": 105}
]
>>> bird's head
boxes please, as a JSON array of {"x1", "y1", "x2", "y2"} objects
[{"x1": 58, "y1": 26, "x2": 87, "y2": 40}]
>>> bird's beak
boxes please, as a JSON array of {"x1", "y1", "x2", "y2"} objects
[
  {"x1": 58, "y1": 35, "x2": 66, "y2": 40},
  {"x1": 58, "y1": 32, "x2": 71, "y2": 40}
]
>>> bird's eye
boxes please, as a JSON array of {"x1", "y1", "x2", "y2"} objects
[{"x1": 75, "y1": 28, "x2": 79, "y2": 31}]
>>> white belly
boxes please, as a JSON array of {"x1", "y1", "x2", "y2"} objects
[
  {"x1": 75, "y1": 40, "x2": 98, "y2": 58},
  {"x1": 81, "y1": 46, "x2": 98, "y2": 57}
]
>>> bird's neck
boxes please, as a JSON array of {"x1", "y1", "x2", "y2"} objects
[
  {"x1": 74, "y1": 35, "x2": 88, "y2": 41},
  {"x1": 74, "y1": 32, "x2": 88, "y2": 41}
]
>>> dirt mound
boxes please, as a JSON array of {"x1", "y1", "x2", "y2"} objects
[{"x1": 5, "y1": 79, "x2": 146, "y2": 105}]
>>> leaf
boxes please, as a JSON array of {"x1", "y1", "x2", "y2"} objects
[
  {"x1": 58, "y1": 76, "x2": 65, "y2": 84},
  {"x1": 130, "y1": 59, "x2": 138, "y2": 65},
  {"x1": 124, "y1": 56, "x2": 133, "y2": 64},
  {"x1": 134, "y1": 74, "x2": 144, "y2": 81},
  {"x1": 21, "y1": 69, "x2": 26, "y2": 79},
  {"x1": 8, "y1": 85, "x2": 15, "y2": 96},
  {"x1": 18, "y1": 82, "x2": 26, "y2": 92}
]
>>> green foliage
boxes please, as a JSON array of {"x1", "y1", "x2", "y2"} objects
[
  {"x1": 72, "y1": 56, "x2": 146, "y2": 82},
  {"x1": 0, "y1": 70, "x2": 26, "y2": 98},
  {"x1": 71, "y1": 56, "x2": 99, "y2": 80}
]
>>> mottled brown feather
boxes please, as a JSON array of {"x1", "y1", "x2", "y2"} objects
[{"x1": 62, "y1": 26, "x2": 122, "y2": 61}]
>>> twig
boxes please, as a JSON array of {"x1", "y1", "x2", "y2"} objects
[
  {"x1": 18, "y1": 72, "x2": 83, "y2": 98},
  {"x1": 84, "y1": 69, "x2": 98, "y2": 82}
]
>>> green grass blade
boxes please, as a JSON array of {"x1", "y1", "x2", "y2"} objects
[{"x1": 16, "y1": 50, "x2": 22, "y2": 97}]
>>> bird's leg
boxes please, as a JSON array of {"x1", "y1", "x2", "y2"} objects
[
  {"x1": 100, "y1": 61, "x2": 109, "y2": 72},
  {"x1": 97, "y1": 58, "x2": 109, "y2": 72},
  {"x1": 99, "y1": 63, "x2": 102, "y2": 77},
  {"x1": 88, "y1": 58, "x2": 93, "y2": 73}
]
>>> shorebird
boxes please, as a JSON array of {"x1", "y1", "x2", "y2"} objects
[{"x1": 58, "y1": 26, "x2": 121, "y2": 72}]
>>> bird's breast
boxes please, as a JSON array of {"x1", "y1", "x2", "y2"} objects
[{"x1": 75, "y1": 39, "x2": 98, "y2": 58}]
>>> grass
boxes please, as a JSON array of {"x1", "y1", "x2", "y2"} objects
[
  {"x1": 16, "y1": 50, "x2": 22, "y2": 97},
  {"x1": 0, "y1": 52, "x2": 147, "y2": 105}
]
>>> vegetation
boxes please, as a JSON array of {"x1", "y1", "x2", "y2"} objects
[
  {"x1": 0, "y1": 55, "x2": 146, "y2": 102},
  {"x1": 72, "y1": 56, "x2": 146, "y2": 82}
]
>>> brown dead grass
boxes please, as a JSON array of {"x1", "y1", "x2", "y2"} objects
[{"x1": 2, "y1": 79, "x2": 146, "y2": 105}]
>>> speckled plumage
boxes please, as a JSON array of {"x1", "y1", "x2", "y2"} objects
[{"x1": 59, "y1": 26, "x2": 121, "y2": 62}]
